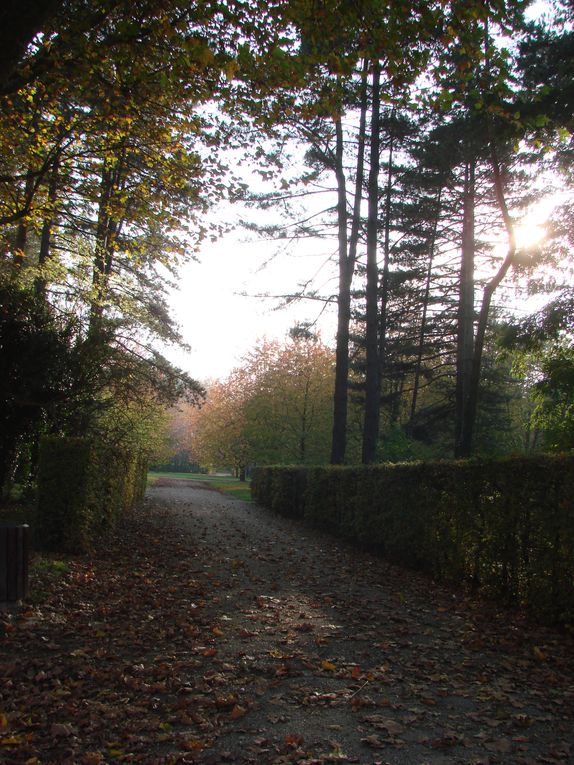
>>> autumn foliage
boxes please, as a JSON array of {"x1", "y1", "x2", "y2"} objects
[
  {"x1": 252, "y1": 455, "x2": 574, "y2": 623},
  {"x1": 191, "y1": 335, "x2": 335, "y2": 473}
]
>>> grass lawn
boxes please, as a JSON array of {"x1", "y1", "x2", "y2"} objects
[{"x1": 147, "y1": 471, "x2": 252, "y2": 502}]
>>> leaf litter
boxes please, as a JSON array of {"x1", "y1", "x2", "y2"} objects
[{"x1": 1, "y1": 477, "x2": 573, "y2": 764}]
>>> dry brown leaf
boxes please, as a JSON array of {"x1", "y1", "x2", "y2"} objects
[
  {"x1": 361, "y1": 734, "x2": 385, "y2": 749},
  {"x1": 80, "y1": 753, "x2": 105, "y2": 764},
  {"x1": 230, "y1": 704, "x2": 247, "y2": 719},
  {"x1": 485, "y1": 738, "x2": 513, "y2": 754}
]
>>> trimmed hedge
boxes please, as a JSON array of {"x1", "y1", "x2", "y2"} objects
[
  {"x1": 251, "y1": 456, "x2": 574, "y2": 623},
  {"x1": 35, "y1": 437, "x2": 148, "y2": 553}
]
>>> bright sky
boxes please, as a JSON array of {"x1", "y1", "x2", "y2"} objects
[
  {"x1": 166, "y1": 226, "x2": 339, "y2": 382},
  {"x1": 165, "y1": 193, "x2": 560, "y2": 384}
]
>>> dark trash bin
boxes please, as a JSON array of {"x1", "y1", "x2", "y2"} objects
[{"x1": 0, "y1": 524, "x2": 30, "y2": 602}]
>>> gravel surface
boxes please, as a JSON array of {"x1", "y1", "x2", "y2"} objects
[{"x1": 143, "y1": 478, "x2": 574, "y2": 765}]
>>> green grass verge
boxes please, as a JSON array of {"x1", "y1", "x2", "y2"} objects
[
  {"x1": 147, "y1": 471, "x2": 252, "y2": 501},
  {"x1": 207, "y1": 480, "x2": 252, "y2": 502},
  {"x1": 32, "y1": 557, "x2": 70, "y2": 577},
  {"x1": 26, "y1": 555, "x2": 71, "y2": 605}
]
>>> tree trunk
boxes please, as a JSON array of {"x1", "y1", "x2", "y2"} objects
[
  {"x1": 36, "y1": 151, "x2": 60, "y2": 296},
  {"x1": 299, "y1": 378, "x2": 310, "y2": 463},
  {"x1": 454, "y1": 160, "x2": 476, "y2": 458},
  {"x1": 13, "y1": 171, "x2": 35, "y2": 265},
  {"x1": 362, "y1": 63, "x2": 381, "y2": 465},
  {"x1": 89, "y1": 156, "x2": 124, "y2": 335},
  {"x1": 330, "y1": 65, "x2": 368, "y2": 464},
  {"x1": 90, "y1": 165, "x2": 113, "y2": 327},
  {"x1": 330, "y1": 117, "x2": 350, "y2": 465},
  {"x1": 410, "y1": 187, "x2": 442, "y2": 422},
  {"x1": 458, "y1": 145, "x2": 517, "y2": 458},
  {"x1": 377, "y1": 108, "x2": 395, "y2": 423}
]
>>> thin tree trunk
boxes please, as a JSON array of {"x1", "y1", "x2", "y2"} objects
[
  {"x1": 91, "y1": 166, "x2": 113, "y2": 314},
  {"x1": 362, "y1": 63, "x2": 381, "y2": 465},
  {"x1": 299, "y1": 377, "x2": 310, "y2": 463},
  {"x1": 377, "y1": 108, "x2": 395, "y2": 420},
  {"x1": 410, "y1": 186, "x2": 442, "y2": 421},
  {"x1": 13, "y1": 171, "x2": 34, "y2": 265},
  {"x1": 36, "y1": 151, "x2": 60, "y2": 296},
  {"x1": 330, "y1": 117, "x2": 350, "y2": 465},
  {"x1": 455, "y1": 160, "x2": 476, "y2": 457},
  {"x1": 330, "y1": 62, "x2": 368, "y2": 464},
  {"x1": 459, "y1": 145, "x2": 517, "y2": 457},
  {"x1": 89, "y1": 156, "x2": 124, "y2": 335},
  {"x1": 390, "y1": 373, "x2": 405, "y2": 424}
]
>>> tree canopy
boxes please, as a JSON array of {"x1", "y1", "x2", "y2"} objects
[{"x1": 2, "y1": 0, "x2": 574, "y2": 489}]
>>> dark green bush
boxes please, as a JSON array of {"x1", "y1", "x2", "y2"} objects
[
  {"x1": 36, "y1": 437, "x2": 147, "y2": 553},
  {"x1": 251, "y1": 456, "x2": 574, "y2": 623}
]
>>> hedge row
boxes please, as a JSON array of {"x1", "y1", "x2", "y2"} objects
[
  {"x1": 251, "y1": 456, "x2": 574, "y2": 623},
  {"x1": 35, "y1": 437, "x2": 148, "y2": 553}
]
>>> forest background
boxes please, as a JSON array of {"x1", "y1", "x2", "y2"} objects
[{"x1": 1, "y1": 0, "x2": 574, "y2": 493}]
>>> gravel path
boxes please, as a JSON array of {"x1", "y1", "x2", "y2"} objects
[{"x1": 144, "y1": 478, "x2": 574, "y2": 765}]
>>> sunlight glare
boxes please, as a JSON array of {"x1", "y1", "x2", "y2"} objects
[{"x1": 514, "y1": 221, "x2": 546, "y2": 251}]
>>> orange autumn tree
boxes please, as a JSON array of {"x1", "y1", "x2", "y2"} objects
[
  {"x1": 192, "y1": 371, "x2": 253, "y2": 478},
  {"x1": 192, "y1": 331, "x2": 335, "y2": 473}
]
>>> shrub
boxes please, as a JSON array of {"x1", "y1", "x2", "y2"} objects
[
  {"x1": 35, "y1": 437, "x2": 147, "y2": 553},
  {"x1": 251, "y1": 455, "x2": 574, "y2": 623}
]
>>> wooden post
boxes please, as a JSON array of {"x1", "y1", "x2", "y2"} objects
[{"x1": 0, "y1": 524, "x2": 30, "y2": 602}]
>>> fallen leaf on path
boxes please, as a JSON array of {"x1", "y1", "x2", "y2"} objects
[
  {"x1": 361, "y1": 734, "x2": 386, "y2": 749},
  {"x1": 485, "y1": 738, "x2": 513, "y2": 753},
  {"x1": 285, "y1": 733, "x2": 305, "y2": 747},
  {"x1": 1, "y1": 735, "x2": 27, "y2": 746},
  {"x1": 80, "y1": 752, "x2": 105, "y2": 764},
  {"x1": 533, "y1": 646, "x2": 547, "y2": 661},
  {"x1": 364, "y1": 716, "x2": 404, "y2": 736},
  {"x1": 230, "y1": 704, "x2": 247, "y2": 719},
  {"x1": 182, "y1": 738, "x2": 205, "y2": 751},
  {"x1": 50, "y1": 723, "x2": 74, "y2": 737}
]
